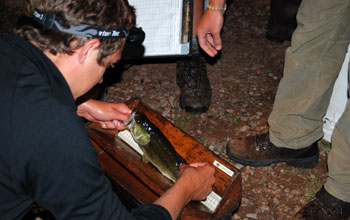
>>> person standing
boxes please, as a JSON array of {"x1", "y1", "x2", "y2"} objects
[{"x1": 197, "y1": 0, "x2": 350, "y2": 218}]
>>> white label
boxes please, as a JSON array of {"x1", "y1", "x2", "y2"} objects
[
  {"x1": 213, "y1": 160, "x2": 234, "y2": 177},
  {"x1": 117, "y1": 130, "x2": 144, "y2": 155},
  {"x1": 201, "y1": 191, "x2": 222, "y2": 213}
]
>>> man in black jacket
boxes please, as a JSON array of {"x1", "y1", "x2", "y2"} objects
[{"x1": 0, "y1": 0, "x2": 216, "y2": 219}]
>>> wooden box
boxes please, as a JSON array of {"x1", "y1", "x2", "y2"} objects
[{"x1": 87, "y1": 99, "x2": 241, "y2": 219}]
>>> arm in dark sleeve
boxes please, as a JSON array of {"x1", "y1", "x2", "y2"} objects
[
  {"x1": 131, "y1": 204, "x2": 172, "y2": 220},
  {"x1": 12, "y1": 86, "x2": 170, "y2": 219},
  {"x1": 9, "y1": 52, "x2": 172, "y2": 220},
  {"x1": 12, "y1": 102, "x2": 171, "y2": 219}
]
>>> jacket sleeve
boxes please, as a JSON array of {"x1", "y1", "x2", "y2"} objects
[{"x1": 131, "y1": 204, "x2": 172, "y2": 220}]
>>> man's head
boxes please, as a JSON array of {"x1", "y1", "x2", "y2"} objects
[
  {"x1": 15, "y1": 0, "x2": 135, "y2": 65},
  {"x1": 14, "y1": 0, "x2": 136, "y2": 99}
]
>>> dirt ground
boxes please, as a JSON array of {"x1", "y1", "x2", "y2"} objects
[
  {"x1": 104, "y1": 1, "x2": 330, "y2": 219},
  {"x1": 0, "y1": 0, "x2": 330, "y2": 219}
]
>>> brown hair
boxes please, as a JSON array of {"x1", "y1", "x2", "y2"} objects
[{"x1": 15, "y1": 0, "x2": 135, "y2": 65}]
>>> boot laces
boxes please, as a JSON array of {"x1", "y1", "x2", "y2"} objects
[
  {"x1": 255, "y1": 134, "x2": 273, "y2": 152},
  {"x1": 184, "y1": 67, "x2": 207, "y2": 93}
]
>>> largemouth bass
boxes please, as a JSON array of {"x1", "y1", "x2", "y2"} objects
[{"x1": 125, "y1": 110, "x2": 186, "y2": 182}]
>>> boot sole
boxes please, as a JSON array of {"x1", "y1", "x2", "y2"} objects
[
  {"x1": 183, "y1": 105, "x2": 209, "y2": 114},
  {"x1": 226, "y1": 143, "x2": 319, "y2": 169},
  {"x1": 266, "y1": 32, "x2": 291, "y2": 43},
  {"x1": 179, "y1": 98, "x2": 210, "y2": 114}
]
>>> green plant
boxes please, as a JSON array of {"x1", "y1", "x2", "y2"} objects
[
  {"x1": 320, "y1": 139, "x2": 332, "y2": 149},
  {"x1": 202, "y1": 135, "x2": 208, "y2": 147},
  {"x1": 187, "y1": 114, "x2": 195, "y2": 123},
  {"x1": 281, "y1": 168, "x2": 324, "y2": 202},
  {"x1": 175, "y1": 115, "x2": 197, "y2": 132},
  {"x1": 224, "y1": 112, "x2": 241, "y2": 125}
]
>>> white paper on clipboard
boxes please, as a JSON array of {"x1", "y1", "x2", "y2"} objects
[{"x1": 128, "y1": 0, "x2": 190, "y2": 57}]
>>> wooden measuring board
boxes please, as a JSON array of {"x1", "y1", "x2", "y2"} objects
[{"x1": 87, "y1": 99, "x2": 241, "y2": 219}]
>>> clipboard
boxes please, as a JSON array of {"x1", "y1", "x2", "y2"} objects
[{"x1": 123, "y1": 0, "x2": 193, "y2": 58}]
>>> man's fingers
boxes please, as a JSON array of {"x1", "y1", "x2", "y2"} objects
[
  {"x1": 201, "y1": 41, "x2": 217, "y2": 57},
  {"x1": 113, "y1": 120, "x2": 126, "y2": 130},
  {"x1": 198, "y1": 34, "x2": 219, "y2": 57},
  {"x1": 197, "y1": 36, "x2": 212, "y2": 56},
  {"x1": 212, "y1": 33, "x2": 222, "y2": 50},
  {"x1": 100, "y1": 121, "x2": 117, "y2": 129},
  {"x1": 189, "y1": 162, "x2": 207, "y2": 168},
  {"x1": 115, "y1": 103, "x2": 132, "y2": 114}
]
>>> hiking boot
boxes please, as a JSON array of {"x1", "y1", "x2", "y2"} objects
[
  {"x1": 294, "y1": 186, "x2": 350, "y2": 220},
  {"x1": 176, "y1": 53, "x2": 211, "y2": 114},
  {"x1": 266, "y1": 0, "x2": 301, "y2": 43},
  {"x1": 226, "y1": 133, "x2": 319, "y2": 168}
]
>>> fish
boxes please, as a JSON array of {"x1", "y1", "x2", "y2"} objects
[{"x1": 124, "y1": 110, "x2": 186, "y2": 182}]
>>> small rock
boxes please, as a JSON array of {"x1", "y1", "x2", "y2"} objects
[
  {"x1": 240, "y1": 126, "x2": 250, "y2": 132},
  {"x1": 249, "y1": 122, "x2": 256, "y2": 127},
  {"x1": 226, "y1": 109, "x2": 235, "y2": 114},
  {"x1": 259, "y1": 205, "x2": 270, "y2": 213},
  {"x1": 232, "y1": 214, "x2": 241, "y2": 220},
  {"x1": 209, "y1": 145, "x2": 215, "y2": 151},
  {"x1": 241, "y1": 116, "x2": 248, "y2": 121},
  {"x1": 246, "y1": 213, "x2": 257, "y2": 219},
  {"x1": 241, "y1": 197, "x2": 251, "y2": 207},
  {"x1": 291, "y1": 189, "x2": 302, "y2": 196},
  {"x1": 283, "y1": 206, "x2": 291, "y2": 213},
  {"x1": 235, "y1": 163, "x2": 244, "y2": 170},
  {"x1": 273, "y1": 198, "x2": 280, "y2": 206}
]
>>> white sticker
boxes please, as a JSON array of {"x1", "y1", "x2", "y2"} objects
[
  {"x1": 201, "y1": 191, "x2": 222, "y2": 213},
  {"x1": 213, "y1": 160, "x2": 234, "y2": 177}
]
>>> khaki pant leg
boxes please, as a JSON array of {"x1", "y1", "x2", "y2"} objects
[
  {"x1": 268, "y1": 0, "x2": 350, "y2": 148},
  {"x1": 325, "y1": 66, "x2": 350, "y2": 202}
]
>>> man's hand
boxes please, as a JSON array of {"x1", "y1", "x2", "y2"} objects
[
  {"x1": 77, "y1": 99, "x2": 131, "y2": 130},
  {"x1": 178, "y1": 162, "x2": 216, "y2": 201},
  {"x1": 196, "y1": 9, "x2": 225, "y2": 57},
  {"x1": 153, "y1": 162, "x2": 216, "y2": 219}
]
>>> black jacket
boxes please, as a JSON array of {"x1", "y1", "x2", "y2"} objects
[{"x1": 0, "y1": 33, "x2": 170, "y2": 220}]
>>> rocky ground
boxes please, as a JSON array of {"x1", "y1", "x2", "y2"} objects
[
  {"x1": 1, "y1": 0, "x2": 331, "y2": 219},
  {"x1": 104, "y1": 1, "x2": 330, "y2": 219}
]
